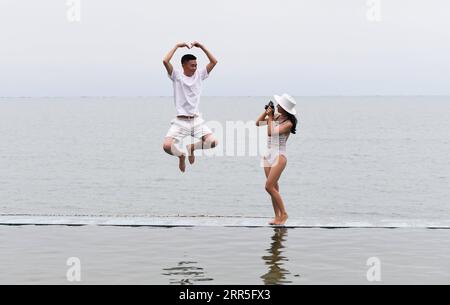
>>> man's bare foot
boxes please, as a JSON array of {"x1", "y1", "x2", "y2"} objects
[
  {"x1": 275, "y1": 213, "x2": 288, "y2": 226},
  {"x1": 179, "y1": 155, "x2": 186, "y2": 172},
  {"x1": 186, "y1": 144, "x2": 195, "y2": 164}
]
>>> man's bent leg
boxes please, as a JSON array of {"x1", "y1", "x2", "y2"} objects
[
  {"x1": 201, "y1": 133, "x2": 219, "y2": 149},
  {"x1": 163, "y1": 137, "x2": 185, "y2": 157},
  {"x1": 163, "y1": 137, "x2": 187, "y2": 173},
  {"x1": 187, "y1": 133, "x2": 218, "y2": 164},
  {"x1": 191, "y1": 133, "x2": 218, "y2": 150}
]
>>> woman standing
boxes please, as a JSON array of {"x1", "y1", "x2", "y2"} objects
[{"x1": 256, "y1": 94, "x2": 298, "y2": 226}]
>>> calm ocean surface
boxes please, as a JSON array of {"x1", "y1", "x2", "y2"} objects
[{"x1": 0, "y1": 97, "x2": 449, "y2": 227}]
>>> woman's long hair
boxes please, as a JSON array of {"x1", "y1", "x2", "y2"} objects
[{"x1": 286, "y1": 113, "x2": 298, "y2": 134}]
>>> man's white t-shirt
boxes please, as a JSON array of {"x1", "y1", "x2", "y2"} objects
[{"x1": 169, "y1": 67, "x2": 209, "y2": 116}]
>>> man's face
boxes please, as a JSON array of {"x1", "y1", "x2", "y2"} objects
[{"x1": 182, "y1": 60, "x2": 197, "y2": 76}]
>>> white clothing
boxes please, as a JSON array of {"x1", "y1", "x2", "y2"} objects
[
  {"x1": 165, "y1": 114, "x2": 212, "y2": 142},
  {"x1": 168, "y1": 68, "x2": 209, "y2": 116}
]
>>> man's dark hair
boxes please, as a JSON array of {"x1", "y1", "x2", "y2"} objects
[{"x1": 181, "y1": 54, "x2": 197, "y2": 65}]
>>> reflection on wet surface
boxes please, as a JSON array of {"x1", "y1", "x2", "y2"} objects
[
  {"x1": 1, "y1": 226, "x2": 449, "y2": 284},
  {"x1": 162, "y1": 261, "x2": 214, "y2": 285},
  {"x1": 261, "y1": 228, "x2": 293, "y2": 284}
]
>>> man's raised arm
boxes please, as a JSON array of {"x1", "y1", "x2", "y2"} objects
[
  {"x1": 163, "y1": 42, "x2": 189, "y2": 76},
  {"x1": 192, "y1": 42, "x2": 218, "y2": 74}
]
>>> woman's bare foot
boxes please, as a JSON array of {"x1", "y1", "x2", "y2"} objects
[
  {"x1": 275, "y1": 213, "x2": 288, "y2": 226},
  {"x1": 186, "y1": 144, "x2": 195, "y2": 164},
  {"x1": 179, "y1": 155, "x2": 186, "y2": 172},
  {"x1": 269, "y1": 215, "x2": 281, "y2": 225}
]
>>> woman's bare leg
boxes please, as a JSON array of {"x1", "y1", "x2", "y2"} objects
[
  {"x1": 264, "y1": 163, "x2": 281, "y2": 225},
  {"x1": 265, "y1": 156, "x2": 288, "y2": 225}
]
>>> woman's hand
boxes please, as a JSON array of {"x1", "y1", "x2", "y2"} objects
[{"x1": 266, "y1": 107, "x2": 274, "y2": 118}]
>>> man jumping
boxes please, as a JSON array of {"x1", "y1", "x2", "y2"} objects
[{"x1": 162, "y1": 42, "x2": 219, "y2": 172}]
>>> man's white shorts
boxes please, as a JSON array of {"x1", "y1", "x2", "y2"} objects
[{"x1": 165, "y1": 115, "x2": 212, "y2": 142}]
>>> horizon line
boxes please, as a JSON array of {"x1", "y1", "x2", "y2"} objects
[{"x1": 1, "y1": 95, "x2": 450, "y2": 99}]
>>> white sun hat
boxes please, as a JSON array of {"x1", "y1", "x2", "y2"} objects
[{"x1": 274, "y1": 93, "x2": 297, "y2": 115}]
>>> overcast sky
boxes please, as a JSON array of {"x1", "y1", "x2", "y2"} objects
[{"x1": 1, "y1": 0, "x2": 449, "y2": 96}]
